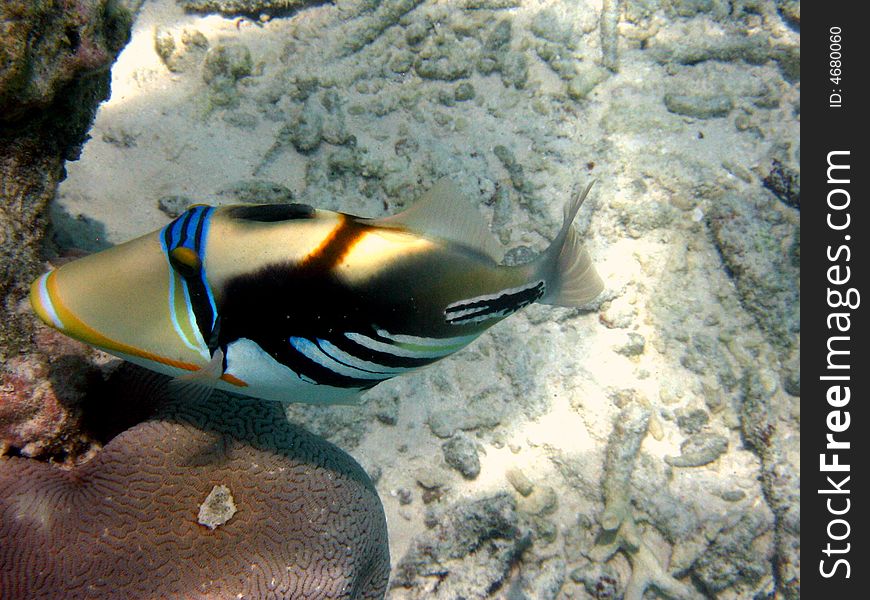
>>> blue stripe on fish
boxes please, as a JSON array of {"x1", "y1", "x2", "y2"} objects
[
  {"x1": 162, "y1": 250, "x2": 203, "y2": 356},
  {"x1": 374, "y1": 327, "x2": 479, "y2": 350},
  {"x1": 289, "y1": 336, "x2": 394, "y2": 381},
  {"x1": 281, "y1": 327, "x2": 477, "y2": 388},
  {"x1": 195, "y1": 209, "x2": 218, "y2": 330},
  {"x1": 316, "y1": 338, "x2": 413, "y2": 375},
  {"x1": 324, "y1": 332, "x2": 440, "y2": 371},
  {"x1": 344, "y1": 331, "x2": 463, "y2": 360},
  {"x1": 160, "y1": 206, "x2": 217, "y2": 356}
]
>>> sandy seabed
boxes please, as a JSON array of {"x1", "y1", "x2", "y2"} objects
[{"x1": 54, "y1": 0, "x2": 801, "y2": 597}]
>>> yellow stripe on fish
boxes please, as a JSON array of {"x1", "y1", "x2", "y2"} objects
[{"x1": 30, "y1": 179, "x2": 603, "y2": 405}]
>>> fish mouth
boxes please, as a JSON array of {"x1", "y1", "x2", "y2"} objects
[
  {"x1": 30, "y1": 270, "x2": 247, "y2": 388},
  {"x1": 30, "y1": 272, "x2": 67, "y2": 333},
  {"x1": 29, "y1": 270, "x2": 198, "y2": 373}
]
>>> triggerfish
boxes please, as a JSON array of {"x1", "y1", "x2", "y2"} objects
[{"x1": 30, "y1": 179, "x2": 603, "y2": 404}]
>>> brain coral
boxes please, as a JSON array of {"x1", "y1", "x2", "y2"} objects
[{"x1": 0, "y1": 370, "x2": 390, "y2": 599}]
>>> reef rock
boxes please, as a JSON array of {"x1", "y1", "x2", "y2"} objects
[
  {"x1": 0, "y1": 0, "x2": 132, "y2": 358},
  {"x1": 177, "y1": 0, "x2": 320, "y2": 17},
  {"x1": 392, "y1": 492, "x2": 531, "y2": 598},
  {"x1": 708, "y1": 190, "x2": 800, "y2": 360},
  {"x1": 0, "y1": 326, "x2": 103, "y2": 462}
]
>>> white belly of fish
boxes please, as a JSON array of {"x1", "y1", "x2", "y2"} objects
[{"x1": 218, "y1": 337, "x2": 363, "y2": 405}]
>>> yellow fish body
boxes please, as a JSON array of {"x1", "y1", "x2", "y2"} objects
[{"x1": 31, "y1": 180, "x2": 603, "y2": 404}]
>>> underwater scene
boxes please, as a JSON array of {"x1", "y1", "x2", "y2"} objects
[{"x1": 1, "y1": 0, "x2": 800, "y2": 598}]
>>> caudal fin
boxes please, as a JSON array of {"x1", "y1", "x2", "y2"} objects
[{"x1": 537, "y1": 182, "x2": 604, "y2": 307}]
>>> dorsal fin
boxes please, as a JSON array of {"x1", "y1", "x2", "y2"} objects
[{"x1": 375, "y1": 178, "x2": 505, "y2": 263}]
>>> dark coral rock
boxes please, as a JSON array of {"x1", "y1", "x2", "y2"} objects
[
  {"x1": 664, "y1": 93, "x2": 733, "y2": 119},
  {"x1": 775, "y1": 0, "x2": 800, "y2": 31},
  {"x1": 202, "y1": 42, "x2": 253, "y2": 84},
  {"x1": 177, "y1": 0, "x2": 319, "y2": 18},
  {"x1": 157, "y1": 194, "x2": 195, "y2": 218},
  {"x1": 675, "y1": 407, "x2": 710, "y2": 434},
  {"x1": 0, "y1": 0, "x2": 131, "y2": 121},
  {"x1": 664, "y1": 432, "x2": 728, "y2": 468},
  {"x1": 0, "y1": 369, "x2": 390, "y2": 599},
  {"x1": 217, "y1": 179, "x2": 295, "y2": 204},
  {"x1": 691, "y1": 511, "x2": 772, "y2": 594},
  {"x1": 762, "y1": 159, "x2": 800, "y2": 209},
  {"x1": 442, "y1": 434, "x2": 481, "y2": 480},
  {"x1": 0, "y1": 0, "x2": 132, "y2": 358},
  {"x1": 393, "y1": 492, "x2": 530, "y2": 595},
  {"x1": 0, "y1": 326, "x2": 103, "y2": 462},
  {"x1": 708, "y1": 191, "x2": 799, "y2": 358}
]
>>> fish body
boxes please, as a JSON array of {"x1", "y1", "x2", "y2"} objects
[{"x1": 31, "y1": 180, "x2": 603, "y2": 404}]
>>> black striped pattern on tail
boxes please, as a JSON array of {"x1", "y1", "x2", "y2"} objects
[{"x1": 444, "y1": 281, "x2": 546, "y2": 325}]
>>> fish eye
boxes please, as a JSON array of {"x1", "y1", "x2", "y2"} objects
[
  {"x1": 226, "y1": 203, "x2": 316, "y2": 223},
  {"x1": 168, "y1": 246, "x2": 202, "y2": 277}
]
